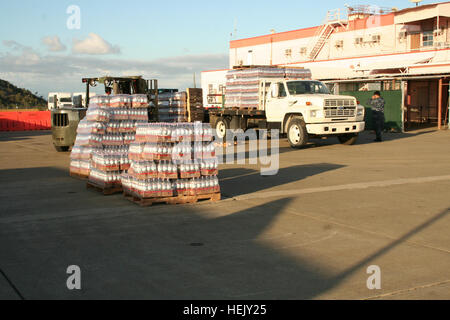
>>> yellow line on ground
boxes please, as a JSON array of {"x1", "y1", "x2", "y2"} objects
[
  {"x1": 233, "y1": 175, "x2": 450, "y2": 201},
  {"x1": 363, "y1": 279, "x2": 450, "y2": 300}
]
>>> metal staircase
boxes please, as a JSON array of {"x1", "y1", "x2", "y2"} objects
[
  {"x1": 308, "y1": 8, "x2": 348, "y2": 61},
  {"x1": 308, "y1": 24, "x2": 335, "y2": 60}
]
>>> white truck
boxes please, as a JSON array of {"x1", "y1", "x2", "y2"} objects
[
  {"x1": 208, "y1": 68, "x2": 365, "y2": 148},
  {"x1": 48, "y1": 92, "x2": 73, "y2": 110},
  {"x1": 72, "y1": 92, "x2": 96, "y2": 108}
]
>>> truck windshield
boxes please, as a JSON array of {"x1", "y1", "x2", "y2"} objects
[{"x1": 287, "y1": 81, "x2": 330, "y2": 95}]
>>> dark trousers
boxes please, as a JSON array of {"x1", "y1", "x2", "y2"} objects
[{"x1": 372, "y1": 111, "x2": 385, "y2": 141}]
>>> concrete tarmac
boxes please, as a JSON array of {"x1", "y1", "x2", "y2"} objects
[{"x1": 0, "y1": 129, "x2": 449, "y2": 300}]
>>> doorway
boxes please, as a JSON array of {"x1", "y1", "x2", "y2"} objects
[{"x1": 405, "y1": 79, "x2": 448, "y2": 130}]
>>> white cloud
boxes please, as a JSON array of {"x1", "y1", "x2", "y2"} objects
[
  {"x1": 72, "y1": 33, "x2": 120, "y2": 55},
  {"x1": 42, "y1": 36, "x2": 67, "y2": 52},
  {"x1": 1, "y1": 40, "x2": 41, "y2": 66},
  {"x1": 3, "y1": 40, "x2": 25, "y2": 51},
  {"x1": 0, "y1": 45, "x2": 228, "y2": 96}
]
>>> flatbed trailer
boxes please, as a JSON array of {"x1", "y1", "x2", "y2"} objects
[{"x1": 207, "y1": 68, "x2": 366, "y2": 148}]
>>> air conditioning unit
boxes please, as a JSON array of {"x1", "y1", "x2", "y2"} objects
[
  {"x1": 354, "y1": 37, "x2": 363, "y2": 45},
  {"x1": 372, "y1": 35, "x2": 381, "y2": 43},
  {"x1": 335, "y1": 40, "x2": 344, "y2": 48},
  {"x1": 398, "y1": 31, "x2": 407, "y2": 40}
]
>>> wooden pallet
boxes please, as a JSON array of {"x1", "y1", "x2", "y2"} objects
[
  {"x1": 124, "y1": 191, "x2": 221, "y2": 207},
  {"x1": 186, "y1": 88, "x2": 204, "y2": 123},
  {"x1": 70, "y1": 172, "x2": 88, "y2": 181},
  {"x1": 87, "y1": 181, "x2": 123, "y2": 196}
]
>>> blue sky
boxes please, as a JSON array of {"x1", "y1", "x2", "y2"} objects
[{"x1": 0, "y1": 0, "x2": 444, "y2": 96}]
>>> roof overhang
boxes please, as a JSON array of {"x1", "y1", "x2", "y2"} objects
[
  {"x1": 394, "y1": 3, "x2": 450, "y2": 24},
  {"x1": 322, "y1": 73, "x2": 450, "y2": 83},
  {"x1": 353, "y1": 54, "x2": 435, "y2": 75}
]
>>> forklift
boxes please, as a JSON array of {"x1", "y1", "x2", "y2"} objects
[{"x1": 51, "y1": 76, "x2": 159, "y2": 152}]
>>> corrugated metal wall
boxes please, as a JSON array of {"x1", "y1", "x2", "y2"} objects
[{"x1": 340, "y1": 90, "x2": 403, "y2": 131}]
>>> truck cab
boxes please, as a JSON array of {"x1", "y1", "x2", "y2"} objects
[
  {"x1": 264, "y1": 79, "x2": 365, "y2": 147},
  {"x1": 48, "y1": 92, "x2": 73, "y2": 110}
]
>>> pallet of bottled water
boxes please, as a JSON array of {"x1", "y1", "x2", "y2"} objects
[
  {"x1": 123, "y1": 122, "x2": 221, "y2": 206},
  {"x1": 70, "y1": 94, "x2": 147, "y2": 192}
]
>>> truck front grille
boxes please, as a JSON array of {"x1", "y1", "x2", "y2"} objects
[
  {"x1": 53, "y1": 114, "x2": 69, "y2": 127},
  {"x1": 324, "y1": 107, "x2": 356, "y2": 118},
  {"x1": 325, "y1": 99, "x2": 356, "y2": 107}
]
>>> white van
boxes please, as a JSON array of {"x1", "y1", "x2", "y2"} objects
[
  {"x1": 48, "y1": 92, "x2": 73, "y2": 110},
  {"x1": 72, "y1": 92, "x2": 97, "y2": 108}
]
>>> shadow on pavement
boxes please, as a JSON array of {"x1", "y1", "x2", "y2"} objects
[
  {"x1": 215, "y1": 129, "x2": 439, "y2": 156},
  {"x1": 0, "y1": 131, "x2": 52, "y2": 142},
  {"x1": 219, "y1": 163, "x2": 345, "y2": 198},
  {"x1": 354, "y1": 129, "x2": 437, "y2": 145},
  {"x1": 0, "y1": 164, "x2": 449, "y2": 299}
]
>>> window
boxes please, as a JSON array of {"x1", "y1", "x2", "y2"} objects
[
  {"x1": 286, "y1": 81, "x2": 331, "y2": 95},
  {"x1": 279, "y1": 83, "x2": 287, "y2": 97},
  {"x1": 300, "y1": 47, "x2": 307, "y2": 55},
  {"x1": 358, "y1": 82, "x2": 381, "y2": 92},
  {"x1": 48, "y1": 97, "x2": 54, "y2": 103},
  {"x1": 423, "y1": 31, "x2": 434, "y2": 47},
  {"x1": 60, "y1": 97, "x2": 72, "y2": 103},
  {"x1": 208, "y1": 84, "x2": 214, "y2": 95},
  {"x1": 383, "y1": 80, "x2": 401, "y2": 91},
  {"x1": 340, "y1": 83, "x2": 358, "y2": 92},
  {"x1": 285, "y1": 49, "x2": 292, "y2": 57},
  {"x1": 247, "y1": 50, "x2": 253, "y2": 65}
]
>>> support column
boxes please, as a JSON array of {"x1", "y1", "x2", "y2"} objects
[
  {"x1": 401, "y1": 80, "x2": 407, "y2": 133},
  {"x1": 438, "y1": 78, "x2": 443, "y2": 130}
]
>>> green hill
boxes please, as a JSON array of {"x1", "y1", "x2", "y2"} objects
[{"x1": 0, "y1": 79, "x2": 47, "y2": 110}]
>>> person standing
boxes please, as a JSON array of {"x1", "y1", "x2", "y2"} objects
[{"x1": 368, "y1": 91, "x2": 385, "y2": 142}]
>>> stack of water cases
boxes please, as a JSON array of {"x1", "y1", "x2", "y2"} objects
[
  {"x1": 123, "y1": 122, "x2": 221, "y2": 205},
  {"x1": 69, "y1": 109, "x2": 106, "y2": 179},
  {"x1": 225, "y1": 67, "x2": 312, "y2": 110},
  {"x1": 157, "y1": 92, "x2": 188, "y2": 123},
  {"x1": 70, "y1": 94, "x2": 149, "y2": 193}
]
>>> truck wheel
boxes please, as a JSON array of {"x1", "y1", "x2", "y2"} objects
[
  {"x1": 287, "y1": 117, "x2": 308, "y2": 148},
  {"x1": 338, "y1": 134, "x2": 359, "y2": 145},
  {"x1": 215, "y1": 117, "x2": 230, "y2": 141},
  {"x1": 54, "y1": 146, "x2": 70, "y2": 152}
]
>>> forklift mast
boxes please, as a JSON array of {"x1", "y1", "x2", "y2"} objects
[{"x1": 81, "y1": 76, "x2": 159, "y2": 121}]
